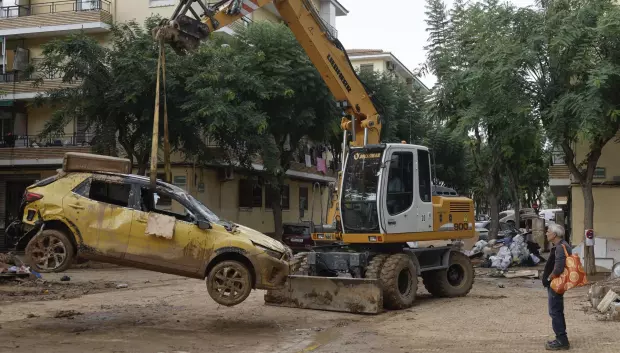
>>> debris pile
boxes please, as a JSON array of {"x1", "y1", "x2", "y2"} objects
[
  {"x1": 0, "y1": 252, "x2": 32, "y2": 278},
  {"x1": 467, "y1": 234, "x2": 545, "y2": 270},
  {"x1": 588, "y1": 278, "x2": 620, "y2": 321}
]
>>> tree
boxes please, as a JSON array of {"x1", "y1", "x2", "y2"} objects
[
  {"x1": 425, "y1": 0, "x2": 544, "y2": 238},
  {"x1": 522, "y1": 0, "x2": 620, "y2": 274},
  {"x1": 183, "y1": 21, "x2": 337, "y2": 240},
  {"x1": 423, "y1": 125, "x2": 473, "y2": 194},
  {"x1": 354, "y1": 70, "x2": 428, "y2": 144},
  {"x1": 32, "y1": 16, "x2": 206, "y2": 174}
]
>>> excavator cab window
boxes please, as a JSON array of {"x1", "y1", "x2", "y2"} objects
[
  {"x1": 386, "y1": 152, "x2": 414, "y2": 216},
  {"x1": 340, "y1": 148, "x2": 383, "y2": 234},
  {"x1": 417, "y1": 150, "x2": 432, "y2": 203}
]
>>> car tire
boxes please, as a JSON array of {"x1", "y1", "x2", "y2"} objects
[
  {"x1": 25, "y1": 229, "x2": 75, "y2": 273},
  {"x1": 206, "y1": 260, "x2": 253, "y2": 306}
]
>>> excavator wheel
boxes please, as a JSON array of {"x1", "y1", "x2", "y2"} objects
[
  {"x1": 365, "y1": 254, "x2": 388, "y2": 279},
  {"x1": 290, "y1": 252, "x2": 310, "y2": 275},
  {"x1": 422, "y1": 251, "x2": 474, "y2": 298},
  {"x1": 379, "y1": 254, "x2": 417, "y2": 310}
]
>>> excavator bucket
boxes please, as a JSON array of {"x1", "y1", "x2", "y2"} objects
[
  {"x1": 264, "y1": 275, "x2": 383, "y2": 314},
  {"x1": 153, "y1": 14, "x2": 211, "y2": 55}
]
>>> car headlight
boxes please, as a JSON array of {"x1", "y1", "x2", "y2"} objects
[{"x1": 255, "y1": 243, "x2": 283, "y2": 259}]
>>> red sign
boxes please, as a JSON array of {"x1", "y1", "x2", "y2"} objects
[{"x1": 586, "y1": 229, "x2": 594, "y2": 239}]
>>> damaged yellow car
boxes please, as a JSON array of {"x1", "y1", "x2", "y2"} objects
[{"x1": 9, "y1": 153, "x2": 292, "y2": 306}]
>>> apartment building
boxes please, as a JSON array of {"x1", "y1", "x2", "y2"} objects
[
  {"x1": 347, "y1": 49, "x2": 429, "y2": 93},
  {"x1": 0, "y1": 0, "x2": 348, "y2": 248},
  {"x1": 548, "y1": 136, "x2": 620, "y2": 271}
]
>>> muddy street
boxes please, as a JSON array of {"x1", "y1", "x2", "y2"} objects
[{"x1": 0, "y1": 266, "x2": 618, "y2": 353}]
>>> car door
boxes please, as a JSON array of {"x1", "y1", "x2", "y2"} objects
[
  {"x1": 62, "y1": 175, "x2": 133, "y2": 258},
  {"x1": 124, "y1": 184, "x2": 211, "y2": 275}
]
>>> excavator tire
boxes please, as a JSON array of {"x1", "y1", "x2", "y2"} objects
[
  {"x1": 365, "y1": 254, "x2": 388, "y2": 279},
  {"x1": 379, "y1": 253, "x2": 417, "y2": 310},
  {"x1": 290, "y1": 252, "x2": 310, "y2": 275},
  {"x1": 422, "y1": 251, "x2": 474, "y2": 298}
]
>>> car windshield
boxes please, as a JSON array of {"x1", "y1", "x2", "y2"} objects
[
  {"x1": 157, "y1": 181, "x2": 221, "y2": 224},
  {"x1": 188, "y1": 194, "x2": 220, "y2": 223}
]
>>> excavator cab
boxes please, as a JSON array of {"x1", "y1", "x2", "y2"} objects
[{"x1": 340, "y1": 143, "x2": 434, "y2": 238}]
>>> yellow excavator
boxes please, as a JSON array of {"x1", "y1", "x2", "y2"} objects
[{"x1": 155, "y1": 0, "x2": 476, "y2": 314}]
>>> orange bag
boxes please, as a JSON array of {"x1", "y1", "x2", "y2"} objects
[{"x1": 550, "y1": 244, "x2": 588, "y2": 295}]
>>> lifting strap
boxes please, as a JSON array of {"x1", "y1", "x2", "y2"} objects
[{"x1": 150, "y1": 36, "x2": 172, "y2": 187}]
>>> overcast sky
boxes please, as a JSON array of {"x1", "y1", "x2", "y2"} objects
[{"x1": 336, "y1": 0, "x2": 538, "y2": 88}]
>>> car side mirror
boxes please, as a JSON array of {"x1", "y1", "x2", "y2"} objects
[{"x1": 197, "y1": 220, "x2": 211, "y2": 230}]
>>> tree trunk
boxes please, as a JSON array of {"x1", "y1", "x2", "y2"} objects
[
  {"x1": 581, "y1": 183, "x2": 596, "y2": 275},
  {"x1": 268, "y1": 185, "x2": 284, "y2": 241},
  {"x1": 488, "y1": 191, "x2": 500, "y2": 239},
  {"x1": 136, "y1": 153, "x2": 150, "y2": 177}
]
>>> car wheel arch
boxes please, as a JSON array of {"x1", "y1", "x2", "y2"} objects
[
  {"x1": 41, "y1": 219, "x2": 81, "y2": 255},
  {"x1": 204, "y1": 251, "x2": 257, "y2": 288}
]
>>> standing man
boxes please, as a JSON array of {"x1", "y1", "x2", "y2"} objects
[{"x1": 542, "y1": 223, "x2": 571, "y2": 350}]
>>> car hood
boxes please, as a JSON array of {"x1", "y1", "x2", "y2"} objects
[{"x1": 235, "y1": 224, "x2": 287, "y2": 253}]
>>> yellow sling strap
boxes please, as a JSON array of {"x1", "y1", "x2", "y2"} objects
[{"x1": 150, "y1": 36, "x2": 172, "y2": 186}]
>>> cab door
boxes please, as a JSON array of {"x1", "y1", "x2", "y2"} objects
[
  {"x1": 62, "y1": 176, "x2": 133, "y2": 258},
  {"x1": 380, "y1": 147, "x2": 417, "y2": 234},
  {"x1": 415, "y1": 149, "x2": 434, "y2": 232},
  {"x1": 124, "y1": 185, "x2": 211, "y2": 275}
]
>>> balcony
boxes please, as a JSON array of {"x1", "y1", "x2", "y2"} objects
[
  {"x1": 0, "y1": 59, "x2": 76, "y2": 100},
  {"x1": 0, "y1": 0, "x2": 112, "y2": 38},
  {"x1": 0, "y1": 133, "x2": 93, "y2": 167},
  {"x1": 549, "y1": 149, "x2": 571, "y2": 197}
]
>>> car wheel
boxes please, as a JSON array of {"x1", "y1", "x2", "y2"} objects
[
  {"x1": 206, "y1": 260, "x2": 253, "y2": 306},
  {"x1": 25, "y1": 229, "x2": 75, "y2": 273}
]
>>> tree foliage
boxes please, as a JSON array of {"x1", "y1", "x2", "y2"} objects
[
  {"x1": 183, "y1": 21, "x2": 338, "y2": 239},
  {"x1": 424, "y1": 0, "x2": 549, "y2": 236},
  {"x1": 32, "y1": 17, "x2": 207, "y2": 174}
]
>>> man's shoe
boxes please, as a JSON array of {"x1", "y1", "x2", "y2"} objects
[{"x1": 545, "y1": 340, "x2": 570, "y2": 350}]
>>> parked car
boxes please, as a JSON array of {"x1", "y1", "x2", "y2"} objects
[
  {"x1": 498, "y1": 209, "x2": 540, "y2": 228},
  {"x1": 281, "y1": 222, "x2": 315, "y2": 253},
  {"x1": 8, "y1": 153, "x2": 292, "y2": 307},
  {"x1": 475, "y1": 221, "x2": 520, "y2": 241}
]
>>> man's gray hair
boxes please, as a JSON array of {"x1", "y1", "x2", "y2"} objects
[{"x1": 548, "y1": 223, "x2": 565, "y2": 238}]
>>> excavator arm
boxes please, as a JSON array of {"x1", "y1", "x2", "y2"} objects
[
  {"x1": 156, "y1": 0, "x2": 382, "y2": 231},
  {"x1": 158, "y1": 0, "x2": 380, "y2": 146}
]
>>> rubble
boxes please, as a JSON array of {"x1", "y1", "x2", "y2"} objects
[
  {"x1": 469, "y1": 234, "x2": 544, "y2": 270},
  {"x1": 596, "y1": 290, "x2": 619, "y2": 313},
  {"x1": 588, "y1": 277, "x2": 620, "y2": 321}
]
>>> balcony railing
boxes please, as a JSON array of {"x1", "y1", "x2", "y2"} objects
[
  {"x1": 0, "y1": 0, "x2": 111, "y2": 19},
  {"x1": 0, "y1": 133, "x2": 95, "y2": 149}
]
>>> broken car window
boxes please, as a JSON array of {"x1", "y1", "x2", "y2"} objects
[{"x1": 88, "y1": 180, "x2": 131, "y2": 208}]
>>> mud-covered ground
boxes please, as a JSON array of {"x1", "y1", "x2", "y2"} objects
[{"x1": 0, "y1": 265, "x2": 618, "y2": 353}]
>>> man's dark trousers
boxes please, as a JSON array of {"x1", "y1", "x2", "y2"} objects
[{"x1": 548, "y1": 287, "x2": 568, "y2": 345}]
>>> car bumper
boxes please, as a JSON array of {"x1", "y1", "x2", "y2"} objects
[{"x1": 251, "y1": 251, "x2": 290, "y2": 290}]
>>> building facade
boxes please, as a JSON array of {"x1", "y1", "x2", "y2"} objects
[
  {"x1": 548, "y1": 135, "x2": 620, "y2": 271},
  {"x1": 0, "y1": 0, "x2": 348, "y2": 249},
  {"x1": 347, "y1": 49, "x2": 429, "y2": 93}
]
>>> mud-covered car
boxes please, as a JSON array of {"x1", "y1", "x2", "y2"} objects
[{"x1": 9, "y1": 153, "x2": 292, "y2": 306}]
